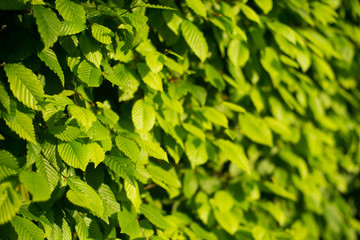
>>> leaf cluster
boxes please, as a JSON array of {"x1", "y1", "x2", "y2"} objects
[{"x1": 0, "y1": 0, "x2": 360, "y2": 239}]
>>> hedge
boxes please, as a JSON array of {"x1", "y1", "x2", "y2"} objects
[{"x1": 0, "y1": 0, "x2": 360, "y2": 239}]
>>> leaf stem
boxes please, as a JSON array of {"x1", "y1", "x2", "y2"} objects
[{"x1": 136, "y1": 218, "x2": 149, "y2": 240}]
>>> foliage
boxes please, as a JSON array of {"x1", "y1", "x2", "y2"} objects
[{"x1": 0, "y1": 0, "x2": 360, "y2": 239}]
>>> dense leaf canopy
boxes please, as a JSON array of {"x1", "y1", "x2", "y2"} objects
[{"x1": 0, "y1": 0, "x2": 360, "y2": 239}]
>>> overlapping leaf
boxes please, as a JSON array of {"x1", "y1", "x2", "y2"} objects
[
  {"x1": 181, "y1": 21, "x2": 208, "y2": 62},
  {"x1": 0, "y1": 183, "x2": 21, "y2": 225},
  {"x1": 77, "y1": 60, "x2": 102, "y2": 87},
  {"x1": 11, "y1": 216, "x2": 44, "y2": 240},
  {"x1": 33, "y1": 5, "x2": 61, "y2": 49},
  {"x1": 19, "y1": 171, "x2": 51, "y2": 202},
  {"x1": 68, "y1": 104, "x2": 97, "y2": 131},
  {"x1": 58, "y1": 141, "x2": 90, "y2": 171},
  {"x1": 38, "y1": 48, "x2": 65, "y2": 86},
  {"x1": 66, "y1": 178, "x2": 104, "y2": 218},
  {"x1": 4, "y1": 63, "x2": 44, "y2": 110},
  {"x1": 3, "y1": 110, "x2": 36, "y2": 143},
  {"x1": 115, "y1": 135, "x2": 140, "y2": 162},
  {"x1": 55, "y1": 0, "x2": 86, "y2": 23},
  {"x1": 0, "y1": 150, "x2": 19, "y2": 180},
  {"x1": 91, "y1": 24, "x2": 114, "y2": 44}
]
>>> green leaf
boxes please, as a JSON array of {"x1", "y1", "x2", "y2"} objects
[
  {"x1": 61, "y1": 218, "x2": 72, "y2": 240},
  {"x1": 185, "y1": 135, "x2": 208, "y2": 168},
  {"x1": 38, "y1": 48, "x2": 65, "y2": 86},
  {"x1": 115, "y1": 135, "x2": 140, "y2": 162},
  {"x1": 0, "y1": 81, "x2": 12, "y2": 113},
  {"x1": 228, "y1": 39, "x2": 250, "y2": 67},
  {"x1": 77, "y1": 60, "x2": 102, "y2": 87},
  {"x1": 91, "y1": 24, "x2": 114, "y2": 44},
  {"x1": 156, "y1": 113, "x2": 185, "y2": 148},
  {"x1": 261, "y1": 181, "x2": 297, "y2": 201},
  {"x1": 239, "y1": 113, "x2": 273, "y2": 146},
  {"x1": 41, "y1": 141, "x2": 59, "y2": 171},
  {"x1": 182, "y1": 123, "x2": 205, "y2": 141},
  {"x1": 75, "y1": 216, "x2": 103, "y2": 240},
  {"x1": 58, "y1": 141, "x2": 90, "y2": 171},
  {"x1": 264, "y1": 117, "x2": 292, "y2": 137},
  {"x1": 0, "y1": 182, "x2": 21, "y2": 225},
  {"x1": 135, "y1": 139, "x2": 168, "y2": 162},
  {"x1": 222, "y1": 101, "x2": 246, "y2": 113},
  {"x1": 55, "y1": 0, "x2": 86, "y2": 23},
  {"x1": 4, "y1": 110, "x2": 37, "y2": 143},
  {"x1": 98, "y1": 183, "x2": 120, "y2": 220},
  {"x1": 163, "y1": 56, "x2": 184, "y2": 74},
  {"x1": 118, "y1": 203, "x2": 141, "y2": 237},
  {"x1": 19, "y1": 171, "x2": 51, "y2": 202},
  {"x1": 66, "y1": 189, "x2": 91, "y2": 210},
  {"x1": 267, "y1": 21, "x2": 296, "y2": 44},
  {"x1": 250, "y1": 88, "x2": 265, "y2": 112},
  {"x1": 36, "y1": 157, "x2": 59, "y2": 192},
  {"x1": 215, "y1": 139, "x2": 250, "y2": 173},
  {"x1": 204, "y1": 64, "x2": 225, "y2": 91},
  {"x1": 87, "y1": 142, "x2": 105, "y2": 167},
  {"x1": 103, "y1": 156, "x2": 136, "y2": 182},
  {"x1": 203, "y1": 107, "x2": 228, "y2": 128},
  {"x1": 181, "y1": 20, "x2": 208, "y2": 62},
  {"x1": 213, "y1": 210, "x2": 240, "y2": 234},
  {"x1": 0, "y1": 150, "x2": 19, "y2": 181},
  {"x1": 132, "y1": 99, "x2": 156, "y2": 133},
  {"x1": 103, "y1": 64, "x2": 140, "y2": 101},
  {"x1": 124, "y1": 179, "x2": 141, "y2": 210},
  {"x1": 33, "y1": 5, "x2": 61, "y2": 49},
  {"x1": 254, "y1": 0, "x2": 273, "y2": 14},
  {"x1": 162, "y1": 11, "x2": 183, "y2": 35},
  {"x1": 147, "y1": 164, "x2": 181, "y2": 189},
  {"x1": 79, "y1": 34, "x2": 102, "y2": 68},
  {"x1": 241, "y1": 4, "x2": 261, "y2": 24},
  {"x1": 68, "y1": 104, "x2": 97, "y2": 131},
  {"x1": 11, "y1": 215, "x2": 44, "y2": 240},
  {"x1": 260, "y1": 47, "x2": 282, "y2": 86},
  {"x1": 87, "y1": 120, "x2": 110, "y2": 141},
  {"x1": 49, "y1": 125, "x2": 83, "y2": 142},
  {"x1": 26, "y1": 142, "x2": 42, "y2": 169},
  {"x1": 59, "y1": 21, "x2": 86, "y2": 36},
  {"x1": 145, "y1": 53, "x2": 164, "y2": 74},
  {"x1": 137, "y1": 63, "x2": 163, "y2": 91},
  {"x1": 135, "y1": 3, "x2": 175, "y2": 10},
  {"x1": 185, "y1": 0, "x2": 207, "y2": 17},
  {"x1": 0, "y1": 0, "x2": 27, "y2": 10},
  {"x1": 183, "y1": 170, "x2": 198, "y2": 199},
  {"x1": 213, "y1": 190, "x2": 234, "y2": 212},
  {"x1": 140, "y1": 204, "x2": 172, "y2": 230},
  {"x1": 257, "y1": 201, "x2": 285, "y2": 226},
  {"x1": 4, "y1": 63, "x2": 44, "y2": 110},
  {"x1": 66, "y1": 178, "x2": 104, "y2": 218}
]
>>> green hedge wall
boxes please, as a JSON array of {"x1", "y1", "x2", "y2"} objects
[{"x1": 0, "y1": 0, "x2": 360, "y2": 239}]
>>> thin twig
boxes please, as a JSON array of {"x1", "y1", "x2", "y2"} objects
[
  {"x1": 144, "y1": 183, "x2": 156, "y2": 190},
  {"x1": 73, "y1": 93, "x2": 78, "y2": 106},
  {"x1": 136, "y1": 218, "x2": 149, "y2": 240}
]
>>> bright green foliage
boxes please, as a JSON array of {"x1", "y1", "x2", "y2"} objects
[
  {"x1": 181, "y1": 20, "x2": 208, "y2": 62},
  {"x1": 33, "y1": 5, "x2": 61, "y2": 49},
  {"x1": 58, "y1": 141, "x2": 90, "y2": 171},
  {"x1": 4, "y1": 64, "x2": 44, "y2": 110},
  {"x1": 76, "y1": 60, "x2": 102, "y2": 87},
  {"x1": 11, "y1": 215, "x2": 44, "y2": 240},
  {"x1": 19, "y1": 171, "x2": 51, "y2": 202},
  {"x1": 132, "y1": 99, "x2": 156, "y2": 133},
  {"x1": 0, "y1": 0, "x2": 360, "y2": 239}
]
